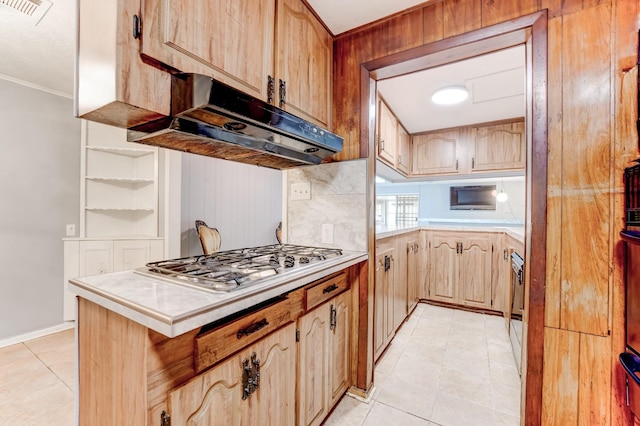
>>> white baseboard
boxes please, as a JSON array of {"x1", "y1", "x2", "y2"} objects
[{"x1": 0, "y1": 321, "x2": 76, "y2": 349}]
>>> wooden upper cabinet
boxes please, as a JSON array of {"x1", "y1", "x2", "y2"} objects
[
  {"x1": 470, "y1": 120, "x2": 525, "y2": 172},
  {"x1": 140, "y1": 0, "x2": 276, "y2": 101},
  {"x1": 377, "y1": 99, "x2": 398, "y2": 166},
  {"x1": 396, "y1": 124, "x2": 411, "y2": 175},
  {"x1": 76, "y1": 0, "x2": 170, "y2": 128},
  {"x1": 412, "y1": 130, "x2": 460, "y2": 175},
  {"x1": 276, "y1": 0, "x2": 332, "y2": 127}
]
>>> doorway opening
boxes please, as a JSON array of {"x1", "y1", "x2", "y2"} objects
[{"x1": 363, "y1": 11, "x2": 548, "y2": 423}]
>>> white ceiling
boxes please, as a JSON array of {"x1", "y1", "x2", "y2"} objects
[
  {"x1": 0, "y1": 0, "x2": 522, "y2": 133},
  {"x1": 306, "y1": 0, "x2": 430, "y2": 35},
  {"x1": 377, "y1": 46, "x2": 525, "y2": 134},
  {"x1": 0, "y1": 0, "x2": 75, "y2": 97}
]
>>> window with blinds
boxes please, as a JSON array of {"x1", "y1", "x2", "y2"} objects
[
  {"x1": 395, "y1": 195, "x2": 419, "y2": 226},
  {"x1": 376, "y1": 194, "x2": 419, "y2": 227}
]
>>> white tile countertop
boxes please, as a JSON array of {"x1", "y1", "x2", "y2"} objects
[
  {"x1": 69, "y1": 250, "x2": 367, "y2": 338},
  {"x1": 376, "y1": 223, "x2": 525, "y2": 243}
]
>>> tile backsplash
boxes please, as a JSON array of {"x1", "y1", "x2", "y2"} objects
[{"x1": 286, "y1": 159, "x2": 367, "y2": 252}]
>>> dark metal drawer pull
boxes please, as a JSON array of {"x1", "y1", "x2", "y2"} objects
[
  {"x1": 323, "y1": 284, "x2": 339, "y2": 294},
  {"x1": 237, "y1": 318, "x2": 269, "y2": 339}
]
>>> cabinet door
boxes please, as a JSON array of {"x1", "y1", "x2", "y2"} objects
[
  {"x1": 374, "y1": 247, "x2": 394, "y2": 360},
  {"x1": 79, "y1": 240, "x2": 113, "y2": 275},
  {"x1": 393, "y1": 236, "x2": 409, "y2": 331},
  {"x1": 141, "y1": 0, "x2": 276, "y2": 101},
  {"x1": 247, "y1": 323, "x2": 296, "y2": 426},
  {"x1": 113, "y1": 240, "x2": 149, "y2": 271},
  {"x1": 397, "y1": 125, "x2": 411, "y2": 175},
  {"x1": 458, "y1": 236, "x2": 493, "y2": 309},
  {"x1": 168, "y1": 349, "x2": 246, "y2": 426},
  {"x1": 298, "y1": 304, "x2": 330, "y2": 426},
  {"x1": 412, "y1": 130, "x2": 460, "y2": 175},
  {"x1": 168, "y1": 323, "x2": 295, "y2": 425},
  {"x1": 329, "y1": 290, "x2": 351, "y2": 408},
  {"x1": 407, "y1": 239, "x2": 420, "y2": 313},
  {"x1": 276, "y1": 0, "x2": 332, "y2": 127},
  {"x1": 377, "y1": 100, "x2": 398, "y2": 166},
  {"x1": 470, "y1": 121, "x2": 525, "y2": 171},
  {"x1": 428, "y1": 235, "x2": 457, "y2": 303}
]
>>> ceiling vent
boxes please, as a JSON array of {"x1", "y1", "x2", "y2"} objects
[{"x1": 0, "y1": 0, "x2": 52, "y2": 25}]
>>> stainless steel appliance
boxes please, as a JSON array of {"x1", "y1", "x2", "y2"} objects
[
  {"x1": 135, "y1": 244, "x2": 344, "y2": 293},
  {"x1": 128, "y1": 74, "x2": 343, "y2": 169},
  {"x1": 511, "y1": 252, "x2": 524, "y2": 318},
  {"x1": 509, "y1": 251, "x2": 524, "y2": 374}
]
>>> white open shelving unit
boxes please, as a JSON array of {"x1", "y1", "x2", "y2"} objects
[
  {"x1": 63, "y1": 120, "x2": 164, "y2": 321},
  {"x1": 81, "y1": 123, "x2": 159, "y2": 238}
]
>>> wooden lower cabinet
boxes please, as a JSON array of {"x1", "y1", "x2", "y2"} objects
[
  {"x1": 77, "y1": 265, "x2": 360, "y2": 426},
  {"x1": 374, "y1": 243, "x2": 395, "y2": 360},
  {"x1": 297, "y1": 289, "x2": 350, "y2": 426},
  {"x1": 168, "y1": 323, "x2": 296, "y2": 425},
  {"x1": 428, "y1": 234, "x2": 458, "y2": 304},
  {"x1": 427, "y1": 231, "x2": 495, "y2": 310},
  {"x1": 407, "y1": 238, "x2": 420, "y2": 313}
]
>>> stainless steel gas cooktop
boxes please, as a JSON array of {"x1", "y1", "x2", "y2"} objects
[{"x1": 135, "y1": 244, "x2": 343, "y2": 293}]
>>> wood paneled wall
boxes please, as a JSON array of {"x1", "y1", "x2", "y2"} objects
[{"x1": 333, "y1": 0, "x2": 639, "y2": 424}]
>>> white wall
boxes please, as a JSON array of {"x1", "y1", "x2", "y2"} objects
[
  {"x1": 0, "y1": 79, "x2": 81, "y2": 339},
  {"x1": 376, "y1": 176, "x2": 525, "y2": 225},
  {"x1": 180, "y1": 153, "x2": 283, "y2": 256}
]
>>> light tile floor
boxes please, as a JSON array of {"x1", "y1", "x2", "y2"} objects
[
  {"x1": 325, "y1": 303, "x2": 521, "y2": 426},
  {"x1": 0, "y1": 328, "x2": 75, "y2": 426},
  {"x1": 0, "y1": 304, "x2": 520, "y2": 426}
]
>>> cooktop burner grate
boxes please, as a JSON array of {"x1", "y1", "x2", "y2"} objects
[{"x1": 138, "y1": 244, "x2": 343, "y2": 292}]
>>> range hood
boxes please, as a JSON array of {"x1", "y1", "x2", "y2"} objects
[{"x1": 128, "y1": 73, "x2": 343, "y2": 169}]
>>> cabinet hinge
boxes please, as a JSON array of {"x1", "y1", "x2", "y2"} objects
[
  {"x1": 132, "y1": 14, "x2": 142, "y2": 39},
  {"x1": 472, "y1": 157, "x2": 475, "y2": 169},
  {"x1": 160, "y1": 410, "x2": 170, "y2": 426},
  {"x1": 455, "y1": 159, "x2": 459, "y2": 170},
  {"x1": 295, "y1": 329, "x2": 300, "y2": 342}
]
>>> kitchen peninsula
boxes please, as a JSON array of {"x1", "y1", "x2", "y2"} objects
[{"x1": 70, "y1": 250, "x2": 367, "y2": 425}]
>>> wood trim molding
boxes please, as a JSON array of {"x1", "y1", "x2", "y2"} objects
[{"x1": 360, "y1": 10, "x2": 548, "y2": 425}]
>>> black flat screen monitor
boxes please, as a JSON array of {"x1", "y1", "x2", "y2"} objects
[{"x1": 450, "y1": 185, "x2": 497, "y2": 210}]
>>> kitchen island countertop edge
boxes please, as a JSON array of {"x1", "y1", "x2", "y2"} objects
[{"x1": 69, "y1": 251, "x2": 367, "y2": 338}]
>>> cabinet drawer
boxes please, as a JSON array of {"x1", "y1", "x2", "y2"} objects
[
  {"x1": 305, "y1": 272, "x2": 349, "y2": 311},
  {"x1": 194, "y1": 297, "x2": 292, "y2": 373}
]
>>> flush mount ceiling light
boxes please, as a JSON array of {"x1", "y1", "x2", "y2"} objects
[{"x1": 431, "y1": 85, "x2": 468, "y2": 105}]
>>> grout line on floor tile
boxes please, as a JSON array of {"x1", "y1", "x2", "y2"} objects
[{"x1": 23, "y1": 345, "x2": 74, "y2": 393}]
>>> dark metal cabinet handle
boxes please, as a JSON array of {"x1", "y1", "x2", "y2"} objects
[
  {"x1": 267, "y1": 75, "x2": 275, "y2": 104},
  {"x1": 323, "y1": 283, "x2": 339, "y2": 294},
  {"x1": 132, "y1": 15, "x2": 141, "y2": 39},
  {"x1": 242, "y1": 352, "x2": 261, "y2": 400},
  {"x1": 237, "y1": 318, "x2": 269, "y2": 339},
  {"x1": 330, "y1": 304, "x2": 337, "y2": 331},
  {"x1": 279, "y1": 79, "x2": 286, "y2": 108}
]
